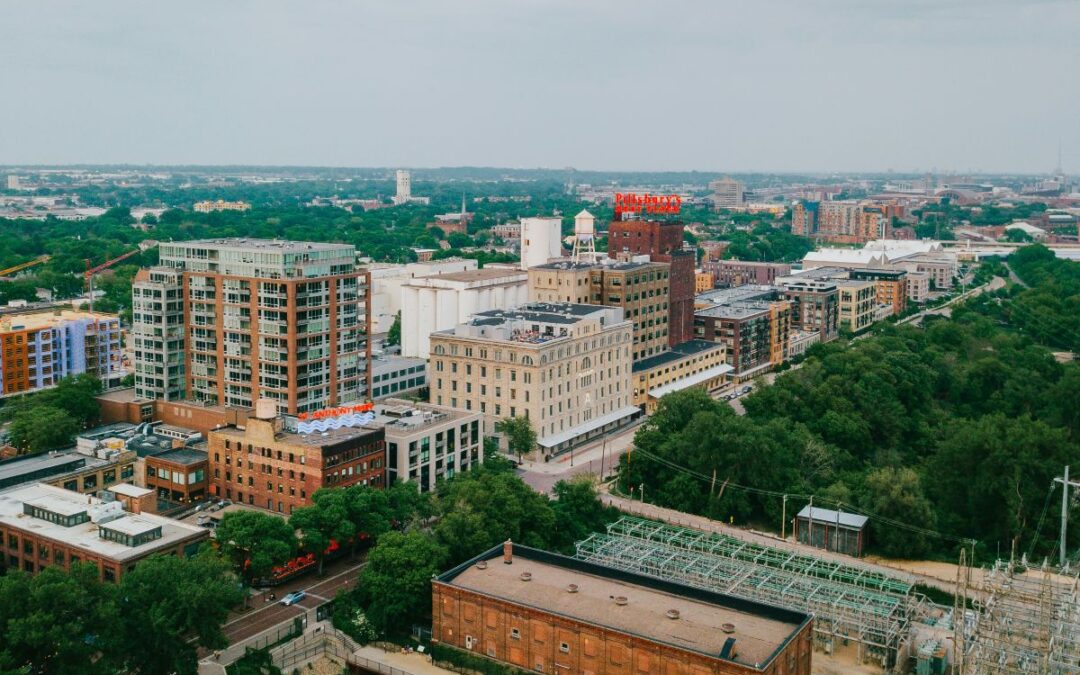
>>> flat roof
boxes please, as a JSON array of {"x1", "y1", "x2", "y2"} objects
[
  {"x1": 0, "y1": 484, "x2": 205, "y2": 561},
  {"x1": 633, "y1": 340, "x2": 725, "y2": 373},
  {"x1": 109, "y1": 483, "x2": 153, "y2": 498},
  {"x1": 0, "y1": 452, "x2": 87, "y2": 485},
  {"x1": 648, "y1": 364, "x2": 735, "y2": 398},
  {"x1": 696, "y1": 303, "x2": 772, "y2": 320},
  {"x1": 163, "y1": 238, "x2": 351, "y2": 254},
  {"x1": 439, "y1": 544, "x2": 808, "y2": 670},
  {"x1": 0, "y1": 309, "x2": 119, "y2": 331},
  {"x1": 149, "y1": 448, "x2": 208, "y2": 466},
  {"x1": 429, "y1": 268, "x2": 526, "y2": 283}
]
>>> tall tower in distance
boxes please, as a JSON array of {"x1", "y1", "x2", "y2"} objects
[{"x1": 394, "y1": 169, "x2": 412, "y2": 205}]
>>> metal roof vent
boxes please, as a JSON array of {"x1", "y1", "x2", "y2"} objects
[
  {"x1": 666, "y1": 609, "x2": 680, "y2": 620},
  {"x1": 520, "y1": 572, "x2": 532, "y2": 581},
  {"x1": 614, "y1": 596, "x2": 628, "y2": 606},
  {"x1": 566, "y1": 584, "x2": 579, "y2": 593},
  {"x1": 476, "y1": 561, "x2": 488, "y2": 570},
  {"x1": 721, "y1": 623, "x2": 735, "y2": 634}
]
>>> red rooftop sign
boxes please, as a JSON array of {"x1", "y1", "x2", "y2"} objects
[
  {"x1": 298, "y1": 402, "x2": 374, "y2": 421},
  {"x1": 614, "y1": 193, "x2": 682, "y2": 218}
]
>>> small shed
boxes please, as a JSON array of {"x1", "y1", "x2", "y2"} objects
[{"x1": 794, "y1": 506, "x2": 868, "y2": 558}]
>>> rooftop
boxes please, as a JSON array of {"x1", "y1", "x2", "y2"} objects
[
  {"x1": 149, "y1": 448, "x2": 208, "y2": 466},
  {"x1": 796, "y1": 506, "x2": 869, "y2": 529},
  {"x1": 0, "y1": 483, "x2": 205, "y2": 561},
  {"x1": 162, "y1": 238, "x2": 353, "y2": 254},
  {"x1": 0, "y1": 452, "x2": 89, "y2": 489},
  {"x1": 439, "y1": 544, "x2": 808, "y2": 669},
  {"x1": 696, "y1": 303, "x2": 774, "y2": 320},
  {"x1": 0, "y1": 309, "x2": 119, "y2": 332},
  {"x1": 697, "y1": 285, "x2": 779, "y2": 306},
  {"x1": 633, "y1": 340, "x2": 725, "y2": 373},
  {"x1": 109, "y1": 483, "x2": 153, "y2": 498},
  {"x1": 421, "y1": 268, "x2": 526, "y2": 283}
]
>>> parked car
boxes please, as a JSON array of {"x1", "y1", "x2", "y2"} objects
[
  {"x1": 740, "y1": 386, "x2": 752, "y2": 395},
  {"x1": 280, "y1": 590, "x2": 306, "y2": 606}
]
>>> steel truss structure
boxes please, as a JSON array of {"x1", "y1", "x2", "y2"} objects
[
  {"x1": 575, "y1": 517, "x2": 923, "y2": 669},
  {"x1": 960, "y1": 560, "x2": 1080, "y2": 674}
]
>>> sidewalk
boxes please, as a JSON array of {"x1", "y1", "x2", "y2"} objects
[
  {"x1": 354, "y1": 646, "x2": 457, "y2": 674},
  {"x1": 513, "y1": 420, "x2": 640, "y2": 475}
]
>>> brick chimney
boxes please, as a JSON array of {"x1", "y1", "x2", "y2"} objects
[{"x1": 503, "y1": 540, "x2": 513, "y2": 565}]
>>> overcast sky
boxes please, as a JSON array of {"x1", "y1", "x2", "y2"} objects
[{"x1": 1, "y1": 0, "x2": 1077, "y2": 173}]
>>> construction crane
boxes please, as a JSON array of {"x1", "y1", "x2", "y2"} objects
[
  {"x1": 0, "y1": 255, "x2": 50, "y2": 280},
  {"x1": 84, "y1": 248, "x2": 143, "y2": 313}
]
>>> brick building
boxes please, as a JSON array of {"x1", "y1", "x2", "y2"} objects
[
  {"x1": 145, "y1": 448, "x2": 208, "y2": 505},
  {"x1": 432, "y1": 542, "x2": 813, "y2": 675},
  {"x1": 0, "y1": 483, "x2": 207, "y2": 581},
  {"x1": 207, "y1": 401, "x2": 385, "y2": 514},
  {"x1": 607, "y1": 219, "x2": 695, "y2": 346},
  {"x1": 708, "y1": 261, "x2": 792, "y2": 288}
]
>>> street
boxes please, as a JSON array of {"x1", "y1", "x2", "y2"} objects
[{"x1": 211, "y1": 555, "x2": 365, "y2": 651}]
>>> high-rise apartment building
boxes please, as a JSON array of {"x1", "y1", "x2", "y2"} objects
[
  {"x1": 708, "y1": 176, "x2": 745, "y2": 210},
  {"x1": 607, "y1": 219, "x2": 695, "y2": 346},
  {"x1": 0, "y1": 309, "x2": 121, "y2": 396},
  {"x1": 135, "y1": 238, "x2": 370, "y2": 415},
  {"x1": 528, "y1": 260, "x2": 670, "y2": 362},
  {"x1": 428, "y1": 303, "x2": 636, "y2": 457},
  {"x1": 133, "y1": 268, "x2": 185, "y2": 401}
]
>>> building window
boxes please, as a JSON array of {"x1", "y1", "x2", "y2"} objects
[
  {"x1": 559, "y1": 643, "x2": 570, "y2": 654},
  {"x1": 510, "y1": 628, "x2": 520, "y2": 640}
]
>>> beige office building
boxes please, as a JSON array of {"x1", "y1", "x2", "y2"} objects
[
  {"x1": 528, "y1": 260, "x2": 670, "y2": 362},
  {"x1": 428, "y1": 303, "x2": 636, "y2": 458}
]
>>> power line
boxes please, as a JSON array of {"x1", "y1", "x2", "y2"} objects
[{"x1": 629, "y1": 447, "x2": 974, "y2": 545}]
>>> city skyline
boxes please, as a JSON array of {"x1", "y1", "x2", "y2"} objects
[{"x1": 1, "y1": 0, "x2": 1077, "y2": 173}]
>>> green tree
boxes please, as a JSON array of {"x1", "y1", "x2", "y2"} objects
[
  {"x1": 214, "y1": 510, "x2": 298, "y2": 584},
  {"x1": 118, "y1": 549, "x2": 244, "y2": 675},
  {"x1": 446, "y1": 232, "x2": 473, "y2": 248},
  {"x1": 41, "y1": 372, "x2": 103, "y2": 427},
  {"x1": 551, "y1": 475, "x2": 612, "y2": 552},
  {"x1": 354, "y1": 531, "x2": 448, "y2": 636},
  {"x1": 7, "y1": 405, "x2": 81, "y2": 454},
  {"x1": 386, "y1": 311, "x2": 402, "y2": 346},
  {"x1": 434, "y1": 467, "x2": 558, "y2": 565},
  {"x1": 495, "y1": 416, "x2": 536, "y2": 462},
  {"x1": 860, "y1": 467, "x2": 937, "y2": 558},
  {"x1": 0, "y1": 563, "x2": 121, "y2": 675},
  {"x1": 290, "y1": 489, "x2": 355, "y2": 575}
]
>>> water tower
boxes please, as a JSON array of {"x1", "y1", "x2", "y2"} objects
[{"x1": 571, "y1": 209, "x2": 598, "y2": 263}]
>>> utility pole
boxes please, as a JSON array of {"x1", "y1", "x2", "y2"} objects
[
  {"x1": 781, "y1": 495, "x2": 788, "y2": 540},
  {"x1": 1054, "y1": 466, "x2": 1080, "y2": 568}
]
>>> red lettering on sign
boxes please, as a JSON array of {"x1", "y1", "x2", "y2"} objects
[{"x1": 614, "y1": 193, "x2": 682, "y2": 218}]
